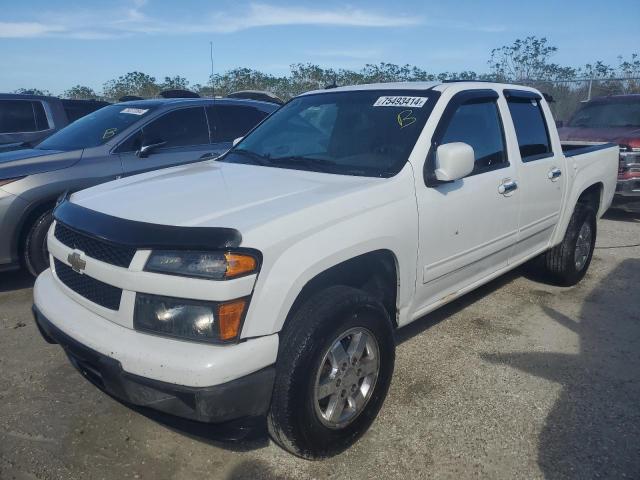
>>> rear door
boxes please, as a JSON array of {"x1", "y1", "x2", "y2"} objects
[
  {"x1": 503, "y1": 90, "x2": 566, "y2": 262},
  {"x1": 118, "y1": 106, "x2": 213, "y2": 175},
  {"x1": 415, "y1": 89, "x2": 521, "y2": 310}
]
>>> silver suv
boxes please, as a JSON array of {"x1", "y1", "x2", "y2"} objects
[{"x1": 0, "y1": 97, "x2": 278, "y2": 275}]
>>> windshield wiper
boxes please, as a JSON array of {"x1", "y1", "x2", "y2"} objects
[
  {"x1": 269, "y1": 155, "x2": 338, "y2": 172},
  {"x1": 229, "y1": 148, "x2": 271, "y2": 166}
]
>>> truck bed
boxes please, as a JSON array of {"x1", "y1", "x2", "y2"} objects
[{"x1": 561, "y1": 141, "x2": 618, "y2": 157}]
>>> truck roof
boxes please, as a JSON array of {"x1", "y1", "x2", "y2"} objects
[{"x1": 301, "y1": 81, "x2": 540, "y2": 97}]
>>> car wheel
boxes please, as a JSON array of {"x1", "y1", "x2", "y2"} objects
[
  {"x1": 267, "y1": 285, "x2": 395, "y2": 459},
  {"x1": 539, "y1": 203, "x2": 597, "y2": 286},
  {"x1": 24, "y1": 209, "x2": 53, "y2": 277}
]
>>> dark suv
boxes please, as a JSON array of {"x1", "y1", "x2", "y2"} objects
[
  {"x1": 0, "y1": 93, "x2": 109, "y2": 151},
  {"x1": 0, "y1": 97, "x2": 278, "y2": 275}
]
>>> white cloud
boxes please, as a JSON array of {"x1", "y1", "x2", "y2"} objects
[
  {"x1": 0, "y1": 1, "x2": 421, "y2": 39},
  {"x1": 0, "y1": 22, "x2": 66, "y2": 38},
  {"x1": 0, "y1": 1, "x2": 503, "y2": 39}
]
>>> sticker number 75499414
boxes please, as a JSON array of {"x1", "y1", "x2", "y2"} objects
[{"x1": 373, "y1": 96, "x2": 428, "y2": 108}]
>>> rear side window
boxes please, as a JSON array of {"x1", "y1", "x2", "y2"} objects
[
  {"x1": 440, "y1": 100, "x2": 507, "y2": 174},
  {"x1": 142, "y1": 107, "x2": 209, "y2": 149},
  {"x1": 507, "y1": 98, "x2": 552, "y2": 161},
  {"x1": 0, "y1": 100, "x2": 49, "y2": 133},
  {"x1": 208, "y1": 105, "x2": 269, "y2": 143}
]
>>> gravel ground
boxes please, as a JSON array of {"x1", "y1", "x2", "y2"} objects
[{"x1": 1, "y1": 210, "x2": 639, "y2": 480}]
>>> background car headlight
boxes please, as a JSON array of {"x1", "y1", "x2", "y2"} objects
[
  {"x1": 134, "y1": 293, "x2": 247, "y2": 342},
  {"x1": 145, "y1": 251, "x2": 258, "y2": 279}
]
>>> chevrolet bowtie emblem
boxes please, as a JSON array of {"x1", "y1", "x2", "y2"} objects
[{"x1": 67, "y1": 251, "x2": 86, "y2": 273}]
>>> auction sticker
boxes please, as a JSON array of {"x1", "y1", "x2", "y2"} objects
[
  {"x1": 374, "y1": 96, "x2": 428, "y2": 108},
  {"x1": 120, "y1": 108, "x2": 148, "y2": 115}
]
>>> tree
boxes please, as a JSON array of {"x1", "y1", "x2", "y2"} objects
[
  {"x1": 13, "y1": 88, "x2": 52, "y2": 96},
  {"x1": 489, "y1": 36, "x2": 576, "y2": 81},
  {"x1": 63, "y1": 85, "x2": 98, "y2": 100},
  {"x1": 102, "y1": 71, "x2": 160, "y2": 101},
  {"x1": 159, "y1": 75, "x2": 190, "y2": 91}
]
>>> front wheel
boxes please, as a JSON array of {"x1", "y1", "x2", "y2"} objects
[
  {"x1": 24, "y1": 209, "x2": 53, "y2": 277},
  {"x1": 267, "y1": 286, "x2": 395, "y2": 459},
  {"x1": 538, "y1": 203, "x2": 597, "y2": 286}
]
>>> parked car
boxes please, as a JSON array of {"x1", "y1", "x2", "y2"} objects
[
  {"x1": 0, "y1": 96, "x2": 278, "y2": 275},
  {"x1": 32, "y1": 82, "x2": 618, "y2": 458},
  {"x1": 0, "y1": 93, "x2": 109, "y2": 152},
  {"x1": 558, "y1": 94, "x2": 640, "y2": 212}
]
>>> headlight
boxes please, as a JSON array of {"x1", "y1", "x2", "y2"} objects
[
  {"x1": 134, "y1": 293, "x2": 247, "y2": 342},
  {"x1": 145, "y1": 251, "x2": 258, "y2": 280}
]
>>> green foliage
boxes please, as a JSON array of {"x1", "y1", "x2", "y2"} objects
[
  {"x1": 102, "y1": 71, "x2": 161, "y2": 101},
  {"x1": 13, "y1": 88, "x2": 52, "y2": 96},
  {"x1": 63, "y1": 85, "x2": 99, "y2": 100},
  {"x1": 18, "y1": 39, "x2": 638, "y2": 107},
  {"x1": 489, "y1": 36, "x2": 576, "y2": 81}
]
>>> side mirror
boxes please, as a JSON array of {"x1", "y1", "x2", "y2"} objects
[
  {"x1": 434, "y1": 142, "x2": 475, "y2": 182},
  {"x1": 232, "y1": 137, "x2": 243, "y2": 147},
  {"x1": 136, "y1": 141, "x2": 167, "y2": 158}
]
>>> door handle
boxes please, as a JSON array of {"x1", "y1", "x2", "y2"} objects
[
  {"x1": 498, "y1": 180, "x2": 518, "y2": 195},
  {"x1": 548, "y1": 168, "x2": 562, "y2": 180}
]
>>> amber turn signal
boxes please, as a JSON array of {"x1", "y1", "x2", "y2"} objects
[
  {"x1": 217, "y1": 299, "x2": 247, "y2": 341},
  {"x1": 224, "y1": 253, "x2": 257, "y2": 278}
]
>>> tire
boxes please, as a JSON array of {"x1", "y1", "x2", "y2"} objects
[
  {"x1": 24, "y1": 210, "x2": 53, "y2": 277},
  {"x1": 267, "y1": 285, "x2": 395, "y2": 459},
  {"x1": 538, "y1": 203, "x2": 597, "y2": 286}
]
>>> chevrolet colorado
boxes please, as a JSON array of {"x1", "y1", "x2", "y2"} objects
[{"x1": 32, "y1": 81, "x2": 619, "y2": 458}]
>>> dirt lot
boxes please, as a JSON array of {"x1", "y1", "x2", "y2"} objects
[{"x1": 1, "y1": 211, "x2": 639, "y2": 480}]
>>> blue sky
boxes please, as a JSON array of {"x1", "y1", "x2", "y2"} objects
[{"x1": 1, "y1": 0, "x2": 638, "y2": 94}]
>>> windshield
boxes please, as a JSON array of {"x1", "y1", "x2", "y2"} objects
[
  {"x1": 37, "y1": 104, "x2": 157, "y2": 151},
  {"x1": 219, "y1": 89, "x2": 438, "y2": 177},
  {"x1": 568, "y1": 100, "x2": 640, "y2": 128}
]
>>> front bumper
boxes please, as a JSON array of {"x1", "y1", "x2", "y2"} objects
[
  {"x1": 33, "y1": 305, "x2": 275, "y2": 423},
  {"x1": 613, "y1": 178, "x2": 640, "y2": 212}
]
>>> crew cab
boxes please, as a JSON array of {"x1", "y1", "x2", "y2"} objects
[
  {"x1": 0, "y1": 93, "x2": 109, "y2": 152},
  {"x1": 559, "y1": 94, "x2": 640, "y2": 212},
  {"x1": 32, "y1": 82, "x2": 618, "y2": 459}
]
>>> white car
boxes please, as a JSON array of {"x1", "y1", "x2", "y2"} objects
[{"x1": 32, "y1": 81, "x2": 619, "y2": 458}]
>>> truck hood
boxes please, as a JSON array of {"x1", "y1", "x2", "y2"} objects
[
  {"x1": 558, "y1": 126, "x2": 640, "y2": 147},
  {"x1": 71, "y1": 161, "x2": 383, "y2": 233},
  {"x1": 0, "y1": 148, "x2": 82, "y2": 180}
]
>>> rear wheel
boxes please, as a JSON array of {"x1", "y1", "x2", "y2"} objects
[
  {"x1": 267, "y1": 286, "x2": 395, "y2": 459},
  {"x1": 24, "y1": 209, "x2": 53, "y2": 277},
  {"x1": 538, "y1": 203, "x2": 597, "y2": 286}
]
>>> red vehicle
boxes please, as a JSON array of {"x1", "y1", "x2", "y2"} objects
[{"x1": 559, "y1": 94, "x2": 640, "y2": 212}]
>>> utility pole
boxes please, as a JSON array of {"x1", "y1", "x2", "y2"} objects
[{"x1": 214, "y1": 42, "x2": 216, "y2": 99}]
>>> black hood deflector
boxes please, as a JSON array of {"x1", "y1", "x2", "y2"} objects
[{"x1": 54, "y1": 198, "x2": 242, "y2": 250}]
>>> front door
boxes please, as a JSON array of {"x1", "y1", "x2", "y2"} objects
[
  {"x1": 118, "y1": 106, "x2": 219, "y2": 176},
  {"x1": 414, "y1": 90, "x2": 521, "y2": 312}
]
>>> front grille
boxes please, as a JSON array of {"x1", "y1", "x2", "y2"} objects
[
  {"x1": 54, "y1": 259, "x2": 123, "y2": 310},
  {"x1": 54, "y1": 222, "x2": 136, "y2": 268}
]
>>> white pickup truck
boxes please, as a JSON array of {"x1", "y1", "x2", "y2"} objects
[{"x1": 32, "y1": 81, "x2": 618, "y2": 458}]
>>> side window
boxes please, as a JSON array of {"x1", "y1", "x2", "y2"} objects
[
  {"x1": 0, "y1": 100, "x2": 49, "y2": 133},
  {"x1": 440, "y1": 101, "x2": 507, "y2": 174},
  {"x1": 507, "y1": 98, "x2": 552, "y2": 161},
  {"x1": 208, "y1": 105, "x2": 269, "y2": 143},
  {"x1": 142, "y1": 107, "x2": 209, "y2": 149}
]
